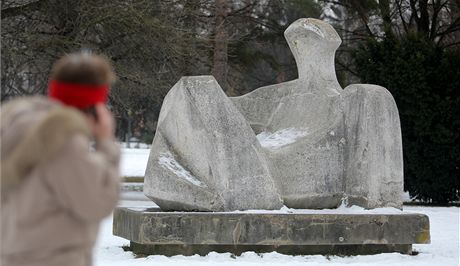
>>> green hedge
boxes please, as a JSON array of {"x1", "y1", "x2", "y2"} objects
[{"x1": 353, "y1": 35, "x2": 460, "y2": 204}]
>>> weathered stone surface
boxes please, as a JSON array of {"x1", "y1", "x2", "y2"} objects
[
  {"x1": 113, "y1": 207, "x2": 430, "y2": 256},
  {"x1": 145, "y1": 18, "x2": 404, "y2": 210},
  {"x1": 342, "y1": 84, "x2": 404, "y2": 208},
  {"x1": 231, "y1": 18, "x2": 403, "y2": 209},
  {"x1": 144, "y1": 76, "x2": 283, "y2": 211},
  {"x1": 232, "y1": 78, "x2": 345, "y2": 209}
]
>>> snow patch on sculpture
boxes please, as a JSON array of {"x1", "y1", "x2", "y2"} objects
[
  {"x1": 158, "y1": 152, "x2": 207, "y2": 188},
  {"x1": 257, "y1": 128, "x2": 309, "y2": 149}
]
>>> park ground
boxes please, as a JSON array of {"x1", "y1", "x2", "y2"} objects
[{"x1": 93, "y1": 147, "x2": 460, "y2": 266}]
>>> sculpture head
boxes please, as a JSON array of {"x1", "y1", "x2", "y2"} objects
[
  {"x1": 285, "y1": 18, "x2": 341, "y2": 53},
  {"x1": 284, "y1": 18, "x2": 342, "y2": 84}
]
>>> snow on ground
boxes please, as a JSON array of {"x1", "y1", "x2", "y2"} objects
[
  {"x1": 228, "y1": 202, "x2": 403, "y2": 214},
  {"x1": 94, "y1": 202, "x2": 459, "y2": 266},
  {"x1": 120, "y1": 142, "x2": 152, "y2": 149},
  {"x1": 120, "y1": 148, "x2": 150, "y2": 177},
  {"x1": 256, "y1": 128, "x2": 309, "y2": 149}
]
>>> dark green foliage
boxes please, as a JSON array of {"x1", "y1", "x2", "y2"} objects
[{"x1": 353, "y1": 35, "x2": 460, "y2": 203}]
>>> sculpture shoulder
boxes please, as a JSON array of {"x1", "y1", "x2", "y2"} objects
[
  {"x1": 343, "y1": 84, "x2": 396, "y2": 102},
  {"x1": 342, "y1": 84, "x2": 400, "y2": 124}
]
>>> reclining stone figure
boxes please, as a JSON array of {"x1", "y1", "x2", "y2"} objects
[{"x1": 144, "y1": 18, "x2": 403, "y2": 211}]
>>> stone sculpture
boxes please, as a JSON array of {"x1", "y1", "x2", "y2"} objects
[
  {"x1": 143, "y1": 77, "x2": 283, "y2": 211},
  {"x1": 144, "y1": 18, "x2": 403, "y2": 211}
]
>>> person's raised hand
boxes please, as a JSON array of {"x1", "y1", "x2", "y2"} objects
[{"x1": 92, "y1": 103, "x2": 115, "y2": 141}]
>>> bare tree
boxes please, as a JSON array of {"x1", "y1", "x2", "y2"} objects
[{"x1": 1, "y1": 0, "x2": 210, "y2": 140}]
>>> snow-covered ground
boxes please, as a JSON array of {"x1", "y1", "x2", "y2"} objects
[
  {"x1": 114, "y1": 148, "x2": 460, "y2": 266},
  {"x1": 120, "y1": 148, "x2": 150, "y2": 177}
]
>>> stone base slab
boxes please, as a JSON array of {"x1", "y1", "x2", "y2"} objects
[{"x1": 113, "y1": 207, "x2": 430, "y2": 256}]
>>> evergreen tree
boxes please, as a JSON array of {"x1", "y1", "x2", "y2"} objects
[{"x1": 354, "y1": 35, "x2": 460, "y2": 203}]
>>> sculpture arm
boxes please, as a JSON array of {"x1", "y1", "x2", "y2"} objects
[
  {"x1": 230, "y1": 84, "x2": 284, "y2": 134},
  {"x1": 342, "y1": 84, "x2": 404, "y2": 208}
]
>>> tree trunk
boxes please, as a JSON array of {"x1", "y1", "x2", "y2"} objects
[
  {"x1": 418, "y1": 0, "x2": 430, "y2": 36},
  {"x1": 378, "y1": 0, "x2": 393, "y2": 37},
  {"x1": 211, "y1": 0, "x2": 231, "y2": 94}
]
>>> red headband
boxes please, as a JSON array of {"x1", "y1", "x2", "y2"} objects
[{"x1": 48, "y1": 80, "x2": 109, "y2": 109}]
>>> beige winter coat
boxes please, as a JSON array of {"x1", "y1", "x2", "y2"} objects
[{"x1": 0, "y1": 97, "x2": 120, "y2": 266}]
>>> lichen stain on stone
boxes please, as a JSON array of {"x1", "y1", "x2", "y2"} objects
[
  {"x1": 232, "y1": 220, "x2": 242, "y2": 244},
  {"x1": 211, "y1": 217, "x2": 220, "y2": 226},
  {"x1": 139, "y1": 223, "x2": 148, "y2": 243},
  {"x1": 416, "y1": 230, "x2": 430, "y2": 244}
]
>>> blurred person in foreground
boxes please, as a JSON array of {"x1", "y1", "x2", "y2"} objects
[{"x1": 1, "y1": 52, "x2": 120, "y2": 266}]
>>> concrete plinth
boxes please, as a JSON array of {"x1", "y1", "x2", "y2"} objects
[{"x1": 113, "y1": 207, "x2": 430, "y2": 256}]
